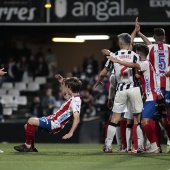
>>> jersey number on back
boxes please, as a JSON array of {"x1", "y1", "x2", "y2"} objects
[{"x1": 158, "y1": 55, "x2": 166, "y2": 71}]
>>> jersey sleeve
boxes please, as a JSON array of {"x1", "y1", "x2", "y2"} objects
[
  {"x1": 105, "y1": 59, "x2": 114, "y2": 71},
  {"x1": 70, "y1": 97, "x2": 81, "y2": 114},
  {"x1": 139, "y1": 61, "x2": 148, "y2": 72}
]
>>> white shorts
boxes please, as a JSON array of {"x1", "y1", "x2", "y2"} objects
[
  {"x1": 112, "y1": 87, "x2": 143, "y2": 114},
  {"x1": 124, "y1": 101, "x2": 133, "y2": 120}
]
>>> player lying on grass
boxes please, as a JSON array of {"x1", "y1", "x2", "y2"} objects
[{"x1": 14, "y1": 74, "x2": 82, "y2": 152}]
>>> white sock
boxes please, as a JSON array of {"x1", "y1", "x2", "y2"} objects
[
  {"x1": 25, "y1": 143, "x2": 31, "y2": 148},
  {"x1": 137, "y1": 125, "x2": 144, "y2": 148},
  {"x1": 126, "y1": 127, "x2": 132, "y2": 150},
  {"x1": 106, "y1": 125, "x2": 116, "y2": 148},
  {"x1": 116, "y1": 126, "x2": 122, "y2": 148},
  {"x1": 167, "y1": 138, "x2": 170, "y2": 146},
  {"x1": 150, "y1": 142, "x2": 157, "y2": 149}
]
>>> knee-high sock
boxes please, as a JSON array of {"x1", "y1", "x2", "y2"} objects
[
  {"x1": 150, "y1": 120, "x2": 161, "y2": 147},
  {"x1": 137, "y1": 124, "x2": 144, "y2": 148},
  {"x1": 132, "y1": 124, "x2": 138, "y2": 150},
  {"x1": 120, "y1": 120, "x2": 127, "y2": 149},
  {"x1": 126, "y1": 124, "x2": 133, "y2": 150},
  {"x1": 106, "y1": 123, "x2": 117, "y2": 148},
  {"x1": 116, "y1": 123, "x2": 122, "y2": 148},
  {"x1": 143, "y1": 124, "x2": 156, "y2": 144},
  {"x1": 164, "y1": 124, "x2": 170, "y2": 141},
  {"x1": 25, "y1": 123, "x2": 35, "y2": 146},
  {"x1": 105, "y1": 119, "x2": 110, "y2": 138}
]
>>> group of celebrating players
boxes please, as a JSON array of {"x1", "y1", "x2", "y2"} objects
[{"x1": 94, "y1": 18, "x2": 170, "y2": 153}]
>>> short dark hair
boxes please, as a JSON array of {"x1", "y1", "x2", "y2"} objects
[
  {"x1": 154, "y1": 28, "x2": 165, "y2": 36},
  {"x1": 117, "y1": 33, "x2": 131, "y2": 44},
  {"x1": 133, "y1": 43, "x2": 149, "y2": 57},
  {"x1": 64, "y1": 77, "x2": 82, "y2": 93}
]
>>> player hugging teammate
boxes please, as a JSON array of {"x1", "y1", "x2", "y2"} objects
[{"x1": 94, "y1": 18, "x2": 170, "y2": 154}]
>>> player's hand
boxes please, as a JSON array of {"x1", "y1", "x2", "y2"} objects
[
  {"x1": 55, "y1": 74, "x2": 65, "y2": 83},
  {"x1": 101, "y1": 49, "x2": 110, "y2": 56},
  {"x1": 135, "y1": 17, "x2": 140, "y2": 33},
  {"x1": 157, "y1": 92, "x2": 164, "y2": 100},
  {"x1": 165, "y1": 66, "x2": 170, "y2": 77},
  {"x1": 0, "y1": 68, "x2": 7, "y2": 76},
  {"x1": 93, "y1": 82, "x2": 103, "y2": 89},
  {"x1": 107, "y1": 99, "x2": 113, "y2": 109},
  {"x1": 62, "y1": 133, "x2": 73, "y2": 139}
]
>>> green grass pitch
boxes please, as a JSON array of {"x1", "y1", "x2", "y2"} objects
[{"x1": 0, "y1": 143, "x2": 170, "y2": 170}]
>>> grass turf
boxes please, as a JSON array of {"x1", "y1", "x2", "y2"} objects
[{"x1": 0, "y1": 143, "x2": 170, "y2": 170}]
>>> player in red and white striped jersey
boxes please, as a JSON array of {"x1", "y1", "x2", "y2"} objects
[
  {"x1": 14, "y1": 75, "x2": 82, "y2": 152},
  {"x1": 136, "y1": 19, "x2": 170, "y2": 152}
]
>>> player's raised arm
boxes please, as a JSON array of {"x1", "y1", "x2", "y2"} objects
[
  {"x1": 106, "y1": 56, "x2": 140, "y2": 69},
  {"x1": 131, "y1": 17, "x2": 139, "y2": 44},
  {"x1": 55, "y1": 74, "x2": 67, "y2": 96},
  {"x1": 62, "y1": 111, "x2": 80, "y2": 139},
  {"x1": 93, "y1": 67, "x2": 108, "y2": 89},
  {"x1": 136, "y1": 18, "x2": 152, "y2": 45}
]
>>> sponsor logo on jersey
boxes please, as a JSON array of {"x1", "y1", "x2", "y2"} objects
[
  {"x1": 145, "y1": 76, "x2": 151, "y2": 94},
  {"x1": 119, "y1": 55, "x2": 131, "y2": 59}
]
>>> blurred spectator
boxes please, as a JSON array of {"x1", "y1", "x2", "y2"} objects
[
  {"x1": 8, "y1": 42, "x2": 20, "y2": 62},
  {"x1": 0, "y1": 58, "x2": 21, "y2": 84},
  {"x1": 55, "y1": 90, "x2": 65, "y2": 110},
  {"x1": 20, "y1": 42, "x2": 31, "y2": 60},
  {"x1": 83, "y1": 55, "x2": 98, "y2": 78},
  {"x1": 45, "y1": 48, "x2": 57, "y2": 66},
  {"x1": 35, "y1": 47, "x2": 44, "y2": 62},
  {"x1": 82, "y1": 55, "x2": 98, "y2": 85},
  {"x1": 25, "y1": 96, "x2": 43, "y2": 118},
  {"x1": 27, "y1": 55, "x2": 37, "y2": 77},
  {"x1": 0, "y1": 102, "x2": 4, "y2": 123},
  {"x1": 72, "y1": 65, "x2": 81, "y2": 78},
  {"x1": 17, "y1": 55, "x2": 28, "y2": 81},
  {"x1": 80, "y1": 89, "x2": 96, "y2": 120},
  {"x1": 42, "y1": 88, "x2": 56, "y2": 116},
  {"x1": 35, "y1": 56, "x2": 49, "y2": 77},
  {"x1": 93, "y1": 84, "x2": 108, "y2": 114},
  {"x1": 45, "y1": 48, "x2": 57, "y2": 78}
]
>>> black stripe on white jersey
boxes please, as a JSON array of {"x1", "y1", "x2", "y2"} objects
[{"x1": 105, "y1": 59, "x2": 114, "y2": 71}]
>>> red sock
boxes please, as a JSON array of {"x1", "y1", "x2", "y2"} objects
[
  {"x1": 150, "y1": 120, "x2": 161, "y2": 147},
  {"x1": 132, "y1": 124, "x2": 138, "y2": 150},
  {"x1": 164, "y1": 124, "x2": 170, "y2": 140},
  {"x1": 25, "y1": 123, "x2": 35, "y2": 146},
  {"x1": 120, "y1": 120, "x2": 127, "y2": 149},
  {"x1": 105, "y1": 119, "x2": 110, "y2": 138},
  {"x1": 143, "y1": 124, "x2": 156, "y2": 143}
]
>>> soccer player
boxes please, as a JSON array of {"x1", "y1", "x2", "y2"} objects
[
  {"x1": 0, "y1": 68, "x2": 7, "y2": 153},
  {"x1": 94, "y1": 65, "x2": 127, "y2": 152},
  {"x1": 136, "y1": 19, "x2": 170, "y2": 152},
  {"x1": 14, "y1": 74, "x2": 82, "y2": 152},
  {"x1": 107, "y1": 43, "x2": 163, "y2": 153},
  {"x1": 102, "y1": 33, "x2": 143, "y2": 153}
]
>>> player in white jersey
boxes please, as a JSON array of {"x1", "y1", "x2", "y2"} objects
[
  {"x1": 14, "y1": 75, "x2": 82, "y2": 152},
  {"x1": 135, "y1": 19, "x2": 170, "y2": 152},
  {"x1": 102, "y1": 33, "x2": 143, "y2": 152}
]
